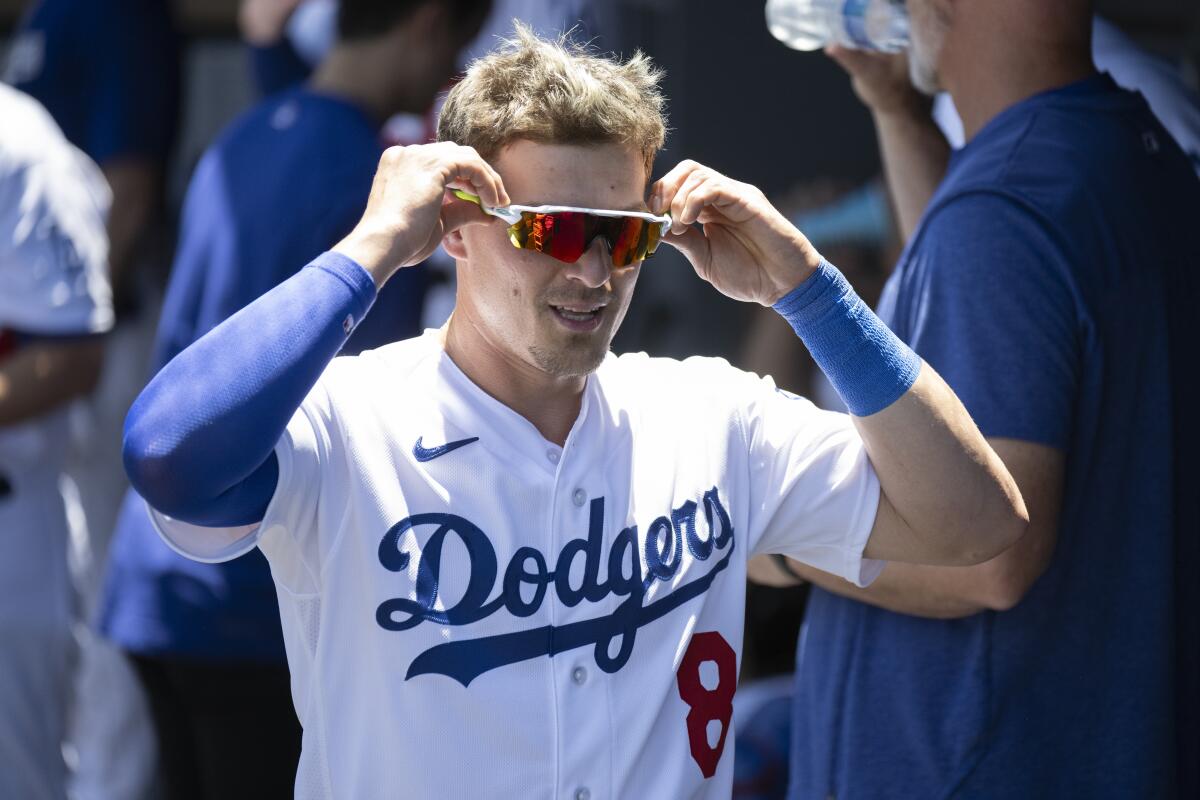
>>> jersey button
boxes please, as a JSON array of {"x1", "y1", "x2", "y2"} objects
[
  {"x1": 547, "y1": 449, "x2": 560, "y2": 464},
  {"x1": 572, "y1": 666, "x2": 588, "y2": 685},
  {"x1": 574, "y1": 788, "x2": 591, "y2": 800},
  {"x1": 572, "y1": 488, "x2": 587, "y2": 507}
]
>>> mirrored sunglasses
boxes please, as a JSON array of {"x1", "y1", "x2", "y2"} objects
[{"x1": 452, "y1": 190, "x2": 671, "y2": 268}]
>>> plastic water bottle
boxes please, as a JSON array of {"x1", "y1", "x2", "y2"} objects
[{"x1": 766, "y1": 0, "x2": 909, "y2": 53}]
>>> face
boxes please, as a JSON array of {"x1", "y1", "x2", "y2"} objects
[
  {"x1": 906, "y1": 0, "x2": 952, "y2": 95},
  {"x1": 448, "y1": 140, "x2": 650, "y2": 379}
]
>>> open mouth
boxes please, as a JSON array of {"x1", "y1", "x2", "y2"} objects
[{"x1": 550, "y1": 302, "x2": 607, "y2": 331}]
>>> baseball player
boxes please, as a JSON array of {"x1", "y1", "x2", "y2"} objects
[
  {"x1": 123, "y1": 28, "x2": 1027, "y2": 798},
  {"x1": 0, "y1": 83, "x2": 112, "y2": 800}
]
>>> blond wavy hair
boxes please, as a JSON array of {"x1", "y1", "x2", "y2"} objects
[{"x1": 437, "y1": 23, "x2": 667, "y2": 175}]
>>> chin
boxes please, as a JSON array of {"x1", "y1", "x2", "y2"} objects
[{"x1": 528, "y1": 336, "x2": 610, "y2": 378}]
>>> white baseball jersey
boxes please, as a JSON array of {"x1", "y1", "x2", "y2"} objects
[
  {"x1": 153, "y1": 329, "x2": 883, "y2": 799},
  {"x1": 0, "y1": 83, "x2": 111, "y2": 800},
  {"x1": 0, "y1": 82, "x2": 111, "y2": 630}
]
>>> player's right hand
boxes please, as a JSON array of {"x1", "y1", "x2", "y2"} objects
[
  {"x1": 825, "y1": 46, "x2": 927, "y2": 118},
  {"x1": 334, "y1": 143, "x2": 510, "y2": 287}
]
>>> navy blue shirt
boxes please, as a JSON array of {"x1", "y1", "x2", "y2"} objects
[
  {"x1": 790, "y1": 75, "x2": 1200, "y2": 798},
  {"x1": 99, "y1": 88, "x2": 428, "y2": 662},
  {"x1": 249, "y1": 40, "x2": 313, "y2": 99},
  {"x1": 4, "y1": 0, "x2": 180, "y2": 165}
]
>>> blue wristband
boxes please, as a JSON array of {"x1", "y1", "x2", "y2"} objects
[{"x1": 773, "y1": 260, "x2": 921, "y2": 416}]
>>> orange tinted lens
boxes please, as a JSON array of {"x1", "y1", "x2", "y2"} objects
[
  {"x1": 609, "y1": 217, "x2": 648, "y2": 267},
  {"x1": 509, "y1": 211, "x2": 661, "y2": 266},
  {"x1": 509, "y1": 212, "x2": 588, "y2": 263}
]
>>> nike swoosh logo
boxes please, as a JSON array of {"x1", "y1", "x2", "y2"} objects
[{"x1": 413, "y1": 436, "x2": 479, "y2": 462}]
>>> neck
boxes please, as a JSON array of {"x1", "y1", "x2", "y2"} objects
[
  {"x1": 945, "y1": 28, "x2": 1095, "y2": 141},
  {"x1": 309, "y1": 42, "x2": 403, "y2": 125},
  {"x1": 443, "y1": 313, "x2": 588, "y2": 447}
]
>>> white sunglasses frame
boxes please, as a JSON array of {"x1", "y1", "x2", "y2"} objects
[{"x1": 452, "y1": 189, "x2": 672, "y2": 232}]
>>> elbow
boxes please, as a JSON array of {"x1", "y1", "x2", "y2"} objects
[
  {"x1": 122, "y1": 417, "x2": 170, "y2": 511},
  {"x1": 975, "y1": 555, "x2": 1041, "y2": 612},
  {"x1": 963, "y1": 503, "x2": 1029, "y2": 566},
  {"x1": 122, "y1": 400, "x2": 193, "y2": 518},
  {"x1": 947, "y1": 476, "x2": 1030, "y2": 567}
]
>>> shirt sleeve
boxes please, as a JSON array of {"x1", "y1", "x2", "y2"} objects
[
  {"x1": 743, "y1": 374, "x2": 883, "y2": 587},
  {"x1": 0, "y1": 120, "x2": 113, "y2": 335},
  {"x1": 898, "y1": 192, "x2": 1080, "y2": 448}
]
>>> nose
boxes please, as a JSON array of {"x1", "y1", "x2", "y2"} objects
[{"x1": 563, "y1": 237, "x2": 613, "y2": 290}]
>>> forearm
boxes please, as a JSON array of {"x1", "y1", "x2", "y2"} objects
[
  {"x1": 123, "y1": 251, "x2": 375, "y2": 524},
  {"x1": 0, "y1": 338, "x2": 104, "y2": 427},
  {"x1": 773, "y1": 262, "x2": 1026, "y2": 566},
  {"x1": 853, "y1": 365, "x2": 1025, "y2": 565},
  {"x1": 873, "y1": 105, "x2": 950, "y2": 242},
  {"x1": 787, "y1": 557, "x2": 993, "y2": 618},
  {"x1": 102, "y1": 160, "x2": 160, "y2": 299}
]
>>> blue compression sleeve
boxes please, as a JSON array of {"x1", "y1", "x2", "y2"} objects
[
  {"x1": 773, "y1": 259, "x2": 921, "y2": 416},
  {"x1": 123, "y1": 251, "x2": 377, "y2": 526}
]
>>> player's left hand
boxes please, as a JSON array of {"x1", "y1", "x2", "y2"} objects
[{"x1": 650, "y1": 161, "x2": 823, "y2": 306}]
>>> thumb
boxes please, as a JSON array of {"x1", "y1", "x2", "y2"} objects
[
  {"x1": 825, "y1": 44, "x2": 876, "y2": 75},
  {"x1": 403, "y1": 198, "x2": 494, "y2": 266},
  {"x1": 441, "y1": 193, "x2": 493, "y2": 235},
  {"x1": 661, "y1": 225, "x2": 710, "y2": 272}
]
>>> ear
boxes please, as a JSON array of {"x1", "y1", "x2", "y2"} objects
[{"x1": 442, "y1": 228, "x2": 468, "y2": 260}]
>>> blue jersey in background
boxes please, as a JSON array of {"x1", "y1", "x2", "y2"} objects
[
  {"x1": 791, "y1": 74, "x2": 1200, "y2": 799},
  {"x1": 4, "y1": 0, "x2": 180, "y2": 166},
  {"x1": 99, "y1": 88, "x2": 428, "y2": 662}
]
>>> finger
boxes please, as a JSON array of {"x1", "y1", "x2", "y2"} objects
[
  {"x1": 678, "y1": 177, "x2": 732, "y2": 229},
  {"x1": 470, "y1": 150, "x2": 510, "y2": 206},
  {"x1": 649, "y1": 159, "x2": 705, "y2": 215},
  {"x1": 824, "y1": 44, "x2": 853, "y2": 72},
  {"x1": 406, "y1": 218, "x2": 446, "y2": 267},
  {"x1": 446, "y1": 154, "x2": 508, "y2": 209},
  {"x1": 669, "y1": 171, "x2": 710, "y2": 233},
  {"x1": 446, "y1": 167, "x2": 502, "y2": 210},
  {"x1": 472, "y1": 154, "x2": 510, "y2": 207},
  {"x1": 824, "y1": 44, "x2": 877, "y2": 75},
  {"x1": 660, "y1": 224, "x2": 710, "y2": 273},
  {"x1": 441, "y1": 191, "x2": 493, "y2": 234}
]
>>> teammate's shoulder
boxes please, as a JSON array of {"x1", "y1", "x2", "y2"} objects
[
  {"x1": 232, "y1": 89, "x2": 374, "y2": 143},
  {"x1": 0, "y1": 84, "x2": 67, "y2": 168}
]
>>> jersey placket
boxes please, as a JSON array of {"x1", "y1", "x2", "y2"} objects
[{"x1": 546, "y1": 388, "x2": 612, "y2": 800}]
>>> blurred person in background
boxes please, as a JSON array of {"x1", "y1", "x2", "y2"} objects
[
  {"x1": 240, "y1": 0, "x2": 323, "y2": 97},
  {"x1": 743, "y1": 13, "x2": 1199, "y2": 418},
  {"x1": 734, "y1": 180, "x2": 893, "y2": 800},
  {"x1": 4, "y1": 5, "x2": 181, "y2": 796},
  {"x1": 234, "y1": 0, "x2": 610, "y2": 336},
  {"x1": 4, "y1": 0, "x2": 180, "y2": 317},
  {"x1": 747, "y1": 8, "x2": 1200, "y2": 563},
  {"x1": 236, "y1": 0, "x2": 605, "y2": 103},
  {"x1": 97, "y1": 2, "x2": 490, "y2": 798},
  {"x1": 934, "y1": 16, "x2": 1200, "y2": 178},
  {"x1": 0, "y1": 83, "x2": 112, "y2": 800},
  {"x1": 757, "y1": 1, "x2": 1200, "y2": 797}
]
